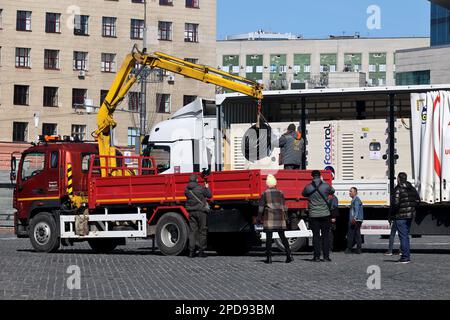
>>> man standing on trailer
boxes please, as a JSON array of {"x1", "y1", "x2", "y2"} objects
[
  {"x1": 185, "y1": 174, "x2": 212, "y2": 258},
  {"x1": 302, "y1": 170, "x2": 334, "y2": 262},
  {"x1": 392, "y1": 172, "x2": 420, "y2": 264},
  {"x1": 279, "y1": 124, "x2": 304, "y2": 170}
]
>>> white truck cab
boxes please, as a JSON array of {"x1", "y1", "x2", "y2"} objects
[{"x1": 143, "y1": 98, "x2": 217, "y2": 174}]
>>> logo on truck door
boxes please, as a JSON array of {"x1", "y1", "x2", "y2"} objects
[{"x1": 324, "y1": 124, "x2": 335, "y2": 178}]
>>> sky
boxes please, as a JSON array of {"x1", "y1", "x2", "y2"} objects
[{"x1": 217, "y1": 0, "x2": 431, "y2": 39}]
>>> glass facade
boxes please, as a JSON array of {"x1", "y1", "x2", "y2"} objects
[
  {"x1": 431, "y1": 3, "x2": 450, "y2": 46},
  {"x1": 396, "y1": 70, "x2": 430, "y2": 85}
]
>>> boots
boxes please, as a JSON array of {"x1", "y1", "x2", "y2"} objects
[
  {"x1": 285, "y1": 253, "x2": 294, "y2": 263},
  {"x1": 264, "y1": 252, "x2": 272, "y2": 264}
]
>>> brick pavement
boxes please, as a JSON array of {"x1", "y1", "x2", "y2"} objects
[{"x1": 0, "y1": 230, "x2": 449, "y2": 300}]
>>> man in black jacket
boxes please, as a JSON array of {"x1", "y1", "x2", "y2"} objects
[
  {"x1": 279, "y1": 124, "x2": 304, "y2": 169},
  {"x1": 392, "y1": 172, "x2": 420, "y2": 264},
  {"x1": 185, "y1": 174, "x2": 212, "y2": 258}
]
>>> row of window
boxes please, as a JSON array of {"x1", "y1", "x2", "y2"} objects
[
  {"x1": 14, "y1": 48, "x2": 117, "y2": 72},
  {"x1": 12, "y1": 121, "x2": 141, "y2": 147},
  {"x1": 9, "y1": 48, "x2": 199, "y2": 73},
  {"x1": 7, "y1": 10, "x2": 199, "y2": 42},
  {"x1": 12, "y1": 85, "x2": 176, "y2": 113}
]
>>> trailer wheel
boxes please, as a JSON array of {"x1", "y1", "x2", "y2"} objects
[
  {"x1": 88, "y1": 239, "x2": 120, "y2": 253},
  {"x1": 275, "y1": 236, "x2": 308, "y2": 252},
  {"x1": 29, "y1": 212, "x2": 60, "y2": 253},
  {"x1": 155, "y1": 212, "x2": 189, "y2": 256}
]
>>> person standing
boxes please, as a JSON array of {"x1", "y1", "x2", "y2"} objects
[
  {"x1": 279, "y1": 124, "x2": 304, "y2": 170},
  {"x1": 392, "y1": 172, "x2": 420, "y2": 264},
  {"x1": 257, "y1": 174, "x2": 293, "y2": 264},
  {"x1": 328, "y1": 189, "x2": 339, "y2": 250},
  {"x1": 345, "y1": 187, "x2": 364, "y2": 254},
  {"x1": 302, "y1": 170, "x2": 334, "y2": 262},
  {"x1": 185, "y1": 174, "x2": 212, "y2": 258}
]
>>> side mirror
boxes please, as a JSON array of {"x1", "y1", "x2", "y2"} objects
[
  {"x1": 10, "y1": 156, "x2": 17, "y2": 183},
  {"x1": 11, "y1": 156, "x2": 16, "y2": 172}
]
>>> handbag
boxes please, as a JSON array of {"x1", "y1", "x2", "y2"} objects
[{"x1": 189, "y1": 190, "x2": 211, "y2": 213}]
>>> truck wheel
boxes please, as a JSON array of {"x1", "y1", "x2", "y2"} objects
[
  {"x1": 156, "y1": 212, "x2": 189, "y2": 256},
  {"x1": 88, "y1": 239, "x2": 119, "y2": 253},
  {"x1": 275, "y1": 237, "x2": 308, "y2": 252},
  {"x1": 29, "y1": 212, "x2": 60, "y2": 253}
]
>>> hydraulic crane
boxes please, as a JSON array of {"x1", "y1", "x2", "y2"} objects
[{"x1": 93, "y1": 45, "x2": 264, "y2": 177}]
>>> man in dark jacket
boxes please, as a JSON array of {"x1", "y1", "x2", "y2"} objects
[
  {"x1": 279, "y1": 124, "x2": 304, "y2": 169},
  {"x1": 392, "y1": 172, "x2": 420, "y2": 264},
  {"x1": 185, "y1": 174, "x2": 212, "y2": 258},
  {"x1": 302, "y1": 170, "x2": 334, "y2": 262}
]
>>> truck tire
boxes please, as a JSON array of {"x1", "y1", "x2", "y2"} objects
[
  {"x1": 155, "y1": 212, "x2": 189, "y2": 256},
  {"x1": 29, "y1": 212, "x2": 60, "y2": 253},
  {"x1": 88, "y1": 239, "x2": 119, "y2": 253},
  {"x1": 275, "y1": 236, "x2": 308, "y2": 252}
]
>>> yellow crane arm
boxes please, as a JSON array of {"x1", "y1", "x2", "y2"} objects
[{"x1": 94, "y1": 46, "x2": 263, "y2": 176}]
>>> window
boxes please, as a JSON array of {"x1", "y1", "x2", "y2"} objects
[
  {"x1": 183, "y1": 95, "x2": 197, "y2": 106},
  {"x1": 128, "y1": 91, "x2": 142, "y2": 111},
  {"x1": 185, "y1": 23, "x2": 199, "y2": 42},
  {"x1": 100, "y1": 90, "x2": 108, "y2": 106},
  {"x1": 160, "y1": 0, "x2": 173, "y2": 5},
  {"x1": 102, "y1": 17, "x2": 116, "y2": 37},
  {"x1": 13, "y1": 122, "x2": 28, "y2": 142},
  {"x1": 74, "y1": 15, "x2": 89, "y2": 35},
  {"x1": 16, "y1": 11, "x2": 31, "y2": 31},
  {"x1": 15, "y1": 48, "x2": 31, "y2": 68},
  {"x1": 72, "y1": 125, "x2": 86, "y2": 140},
  {"x1": 158, "y1": 21, "x2": 172, "y2": 40},
  {"x1": 130, "y1": 19, "x2": 144, "y2": 39},
  {"x1": 184, "y1": 58, "x2": 198, "y2": 64},
  {"x1": 81, "y1": 153, "x2": 100, "y2": 173},
  {"x1": 45, "y1": 13, "x2": 61, "y2": 33},
  {"x1": 72, "y1": 89, "x2": 87, "y2": 108},
  {"x1": 21, "y1": 152, "x2": 45, "y2": 180},
  {"x1": 43, "y1": 87, "x2": 58, "y2": 107},
  {"x1": 128, "y1": 127, "x2": 140, "y2": 147},
  {"x1": 50, "y1": 151, "x2": 58, "y2": 168},
  {"x1": 156, "y1": 94, "x2": 171, "y2": 113},
  {"x1": 42, "y1": 123, "x2": 57, "y2": 136},
  {"x1": 132, "y1": 0, "x2": 145, "y2": 3},
  {"x1": 101, "y1": 53, "x2": 116, "y2": 72},
  {"x1": 186, "y1": 0, "x2": 200, "y2": 8},
  {"x1": 73, "y1": 51, "x2": 88, "y2": 70},
  {"x1": 44, "y1": 49, "x2": 59, "y2": 70},
  {"x1": 396, "y1": 70, "x2": 430, "y2": 86},
  {"x1": 14, "y1": 85, "x2": 29, "y2": 105},
  {"x1": 147, "y1": 145, "x2": 170, "y2": 173}
]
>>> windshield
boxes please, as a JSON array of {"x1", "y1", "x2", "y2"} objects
[{"x1": 21, "y1": 152, "x2": 45, "y2": 181}]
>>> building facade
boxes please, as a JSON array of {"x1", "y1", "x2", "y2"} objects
[
  {"x1": 0, "y1": 0, "x2": 216, "y2": 149},
  {"x1": 216, "y1": 35, "x2": 429, "y2": 91},
  {"x1": 395, "y1": 0, "x2": 450, "y2": 85}
]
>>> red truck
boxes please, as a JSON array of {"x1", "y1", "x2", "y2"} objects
[{"x1": 11, "y1": 139, "x2": 331, "y2": 255}]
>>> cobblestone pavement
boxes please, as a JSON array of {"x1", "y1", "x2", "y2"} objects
[{"x1": 1, "y1": 228, "x2": 450, "y2": 300}]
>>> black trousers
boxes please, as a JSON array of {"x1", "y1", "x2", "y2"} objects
[
  {"x1": 189, "y1": 210, "x2": 207, "y2": 252},
  {"x1": 347, "y1": 221, "x2": 362, "y2": 250},
  {"x1": 284, "y1": 164, "x2": 300, "y2": 170},
  {"x1": 265, "y1": 230, "x2": 291, "y2": 256},
  {"x1": 310, "y1": 217, "x2": 331, "y2": 259}
]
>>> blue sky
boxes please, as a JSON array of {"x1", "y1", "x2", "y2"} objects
[{"x1": 217, "y1": 0, "x2": 430, "y2": 39}]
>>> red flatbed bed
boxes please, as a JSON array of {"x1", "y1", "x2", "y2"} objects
[{"x1": 88, "y1": 168, "x2": 332, "y2": 210}]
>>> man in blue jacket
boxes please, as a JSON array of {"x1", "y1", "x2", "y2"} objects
[{"x1": 345, "y1": 187, "x2": 364, "y2": 254}]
